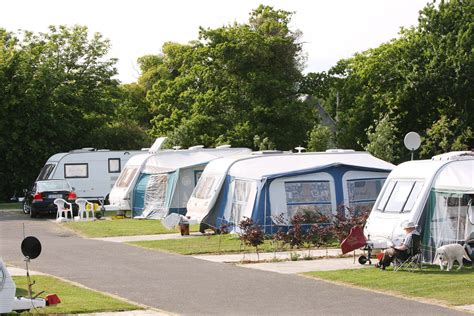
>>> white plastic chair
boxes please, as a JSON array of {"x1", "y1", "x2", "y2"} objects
[
  {"x1": 75, "y1": 198, "x2": 95, "y2": 220},
  {"x1": 54, "y1": 198, "x2": 73, "y2": 220}
]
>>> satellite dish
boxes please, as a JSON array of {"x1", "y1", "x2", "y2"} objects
[
  {"x1": 21, "y1": 236, "x2": 42, "y2": 259},
  {"x1": 404, "y1": 132, "x2": 421, "y2": 151}
]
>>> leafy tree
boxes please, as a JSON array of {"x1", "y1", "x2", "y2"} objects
[
  {"x1": 421, "y1": 115, "x2": 473, "y2": 156},
  {"x1": 314, "y1": 0, "x2": 473, "y2": 161},
  {"x1": 307, "y1": 124, "x2": 334, "y2": 152},
  {"x1": 253, "y1": 135, "x2": 276, "y2": 150},
  {"x1": 365, "y1": 114, "x2": 400, "y2": 163},
  {"x1": 145, "y1": 5, "x2": 313, "y2": 150},
  {"x1": 0, "y1": 26, "x2": 142, "y2": 200},
  {"x1": 116, "y1": 83, "x2": 153, "y2": 128}
]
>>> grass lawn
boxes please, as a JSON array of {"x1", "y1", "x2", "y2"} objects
[
  {"x1": 64, "y1": 218, "x2": 199, "y2": 238},
  {"x1": 12, "y1": 275, "x2": 140, "y2": 314},
  {"x1": 130, "y1": 234, "x2": 287, "y2": 255},
  {"x1": 0, "y1": 202, "x2": 21, "y2": 210},
  {"x1": 305, "y1": 265, "x2": 474, "y2": 306}
]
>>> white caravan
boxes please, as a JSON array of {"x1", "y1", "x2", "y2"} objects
[
  {"x1": 364, "y1": 151, "x2": 474, "y2": 261},
  {"x1": 36, "y1": 148, "x2": 144, "y2": 201},
  {"x1": 107, "y1": 146, "x2": 251, "y2": 217},
  {"x1": 0, "y1": 258, "x2": 48, "y2": 313}
]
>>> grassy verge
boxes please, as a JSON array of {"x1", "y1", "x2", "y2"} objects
[
  {"x1": 130, "y1": 234, "x2": 287, "y2": 255},
  {"x1": 12, "y1": 275, "x2": 141, "y2": 314},
  {"x1": 130, "y1": 234, "x2": 340, "y2": 256},
  {"x1": 305, "y1": 265, "x2": 474, "y2": 306},
  {"x1": 0, "y1": 202, "x2": 22, "y2": 210},
  {"x1": 64, "y1": 218, "x2": 199, "y2": 238}
]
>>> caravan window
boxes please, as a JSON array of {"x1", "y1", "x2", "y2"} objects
[
  {"x1": 37, "y1": 164, "x2": 56, "y2": 180},
  {"x1": 108, "y1": 158, "x2": 121, "y2": 173},
  {"x1": 144, "y1": 174, "x2": 168, "y2": 214},
  {"x1": 115, "y1": 167, "x2": 138, "y2": 188},
  {"x1": 402, "y1": 182, "x2": 424, "y2": 212},
  {"x1": 347, "y1": 178, "x2": 385, "y2": 212},
  {"x1": 285, "y1": 181, "x2": 332, "y2": 218},
  {"x1": 192, "y1": 176, "x2": 217, "y2": 199},
  {"x1": 229, "y1": 180, "x2": 254, "y2": 224},
  {"x1": 64, "y1": 163, "x2": 88, "y2": 178},
  {"x1": 377, "y1": 180, "x2": 424, "y2": 213}
]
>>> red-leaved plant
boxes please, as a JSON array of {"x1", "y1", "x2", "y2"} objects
[
  {"x1": 304, "y1": 212, "x2": 333, "y2": 257},
  {"x1": 238, "y1": 217, "x2": 264, "y2": 261},
  {"x1": 331, "y1": 204, "x2": 370, "y2": 243}
]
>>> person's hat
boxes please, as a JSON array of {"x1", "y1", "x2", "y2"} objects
[{"x1": 402, "y1": 221, "x2": 417, "y2": 229}]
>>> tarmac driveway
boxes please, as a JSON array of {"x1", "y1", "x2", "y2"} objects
[{"x1": 0, "y1": 210, "x2": 468, "y2": 315}]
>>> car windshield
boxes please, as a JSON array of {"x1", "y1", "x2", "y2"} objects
[{"x1": 37, "y1": 180, "x2": 71, "y2": 192}]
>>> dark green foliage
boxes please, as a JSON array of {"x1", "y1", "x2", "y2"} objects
[
  {"x1": 305, "y1": 0, "x2": 473, "y2": 162},
  {"x1": 0, "y1": 26, "x2": 148, "y2": 200},
  {"x1": 145, "y1": 5, "x2": 313, "y2": 150}
]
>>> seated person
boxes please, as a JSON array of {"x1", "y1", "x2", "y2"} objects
[{"x1": 375, "y1": 221, "x2": 420, "y2": 270}]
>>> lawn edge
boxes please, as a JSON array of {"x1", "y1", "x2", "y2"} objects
[
  {"x1": 299, "y1": 272, "x2": 470, "y2": 313},
  {"x1": 9, "y1": 264, "x2": 174, "y2": 315},
  {"x1": 58, "y1": 222, "x2": 89, "y2": 238}
]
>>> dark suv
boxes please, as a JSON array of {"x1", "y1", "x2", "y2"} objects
[{"x1": 23, "y1": 180, "x2": 77, "y2": 218}]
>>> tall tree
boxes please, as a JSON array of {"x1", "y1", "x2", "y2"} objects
[
  {"x1": 0, "y1": 25, "x2": 138, "y2": 200},
  {"x1": 146, "y1": 5, "x2": 313, "y2": 149},
  {"x1": 307, "y1": 0, "x2": 473, "y2": 162}
]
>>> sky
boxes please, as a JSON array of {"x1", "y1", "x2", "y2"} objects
[{"x1": 1, "y1": 0, "x2": 429, "y2": 83}]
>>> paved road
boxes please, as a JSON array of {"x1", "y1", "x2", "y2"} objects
[{"x1": 0, "y1": 211, "x2": 468, "y2": 315}]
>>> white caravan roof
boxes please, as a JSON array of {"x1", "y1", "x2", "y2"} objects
[
  {"x1": 125, "y1": 153, "x2": 151, "y2": 167},
  {"x1": 142, "y1": 148, "x2": 251, "y2": 174},
  {"x1": 386, "y1": 151, "x2": 474, "y2": 192},
  {"x1": 204, "y1": 151, "x2": 394, "y2": 180},
  {"x1": 46, "y1": 150, "x2": 143, "y2": 163}
]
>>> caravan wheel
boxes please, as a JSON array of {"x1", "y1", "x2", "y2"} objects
[
  {"x1": 358, "y1": 255, "x2": 368, "y2": 265},
  {"x1": 23, "y1": 202, "x2": 30, "y2": 214}
]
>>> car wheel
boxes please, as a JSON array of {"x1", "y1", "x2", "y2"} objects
[
  {"x1": 29, "y1": 208, "x2": 38, "y2": 218},
  {"x1": 22, "y1": 202, "x2": 30, "y2": 214}
]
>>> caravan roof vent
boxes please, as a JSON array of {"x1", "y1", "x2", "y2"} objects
[
  {"x1": 69, "y1": 148, "x2": 96, "y2": 153},
  {"x1": 325, "y1": 149, "x2": 355, "y2": 153},
  {"x1": 431, "y1": 151, "x2": 474, "y2": 161},
  {"x1": 172, "y1": 146, "x2": 182, "y2": 151},
  {"x1": 252, "y1": 150, "x2": 283, "y2": 155},
  {"x1": 189, "y1": 145, "x2": 205, "y2": 150},
  {"x1": 216, "y1": 144, "x2": 231, "y2": 149},
  {"x1": 97, "y1": 149, "x2": 110, "y2": 152},
  {"x1": 141, "y1": 148, "x2": 150, "y2": 151}
]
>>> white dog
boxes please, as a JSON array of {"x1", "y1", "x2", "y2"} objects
[{"x1": 435, "y1": 244, "x2": 470, "y2": 271}]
